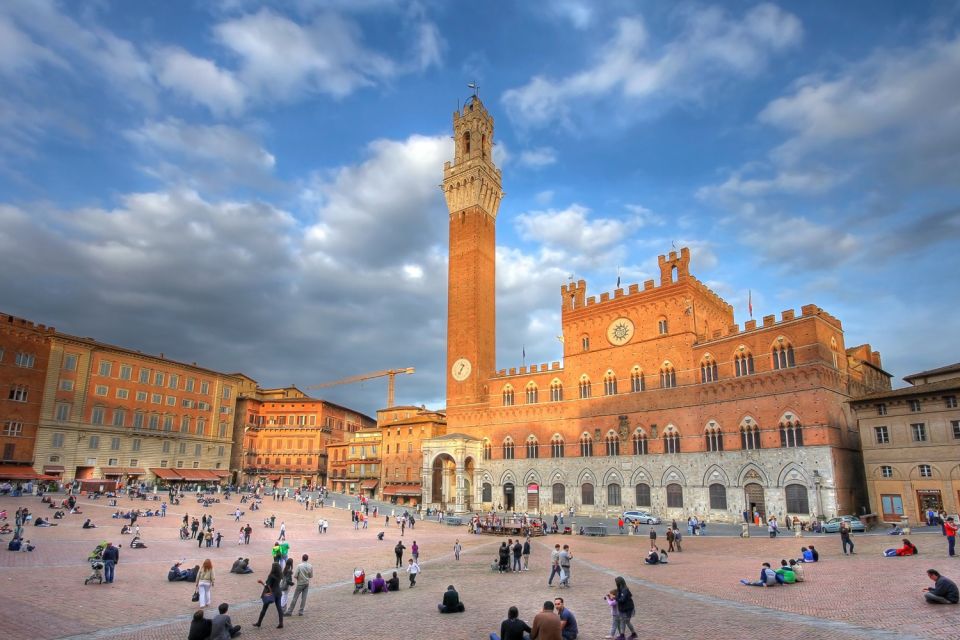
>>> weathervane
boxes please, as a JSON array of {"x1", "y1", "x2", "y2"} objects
[{"x1": 468, "y1": 82, "x2": 479, "y2": 98}]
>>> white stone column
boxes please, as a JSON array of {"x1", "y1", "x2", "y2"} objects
[{"x1": 455, "y1": 466, "x2": 465, "y2": 513}]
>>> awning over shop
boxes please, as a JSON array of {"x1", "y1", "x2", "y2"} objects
[
  {"x1": 150, "y1": 468, "x2": 181, "y2": 480},
  {"x1": 0, "y1": 465, "x2": 41, "y2": 480},
  {"x1": 42, "y1": 465, "x2": 65, "y2": 474},
  {"x1": 383, "y1": 484, "x2": 422, "y2": 497},
  {"x1": 212, "y1": 470, "x2": 230, "y2": 478},
  {"x1": 101, "y1": 467, "x2": 147, "y2": 476},
  {"x1": 360, "y1": 479, "x2": 379, "y2": 490},
  {"x1": 173, "y1": 469, "x2": 221, "y2": 481}
]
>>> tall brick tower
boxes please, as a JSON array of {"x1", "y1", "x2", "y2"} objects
[{"x1": 443, "y1": 95, "x2": 503, "y2": 413}]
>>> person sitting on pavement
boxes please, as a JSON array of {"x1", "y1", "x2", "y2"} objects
[
  {"x1": 120, "y1": 524, "x2": 132, "y2": 535},
  {"x1": 188, "y1": 609, "x2": 212, "y2": 640},
  {"x1": 34, "y1": 517, "x2": 56, "y2": 527},
  {"x1": 776, "y1": 560, "x2": 796, "y2": 583},
  {"x1": 741, "y1": 562, "x2": 778, "y2": 587},
  {"x1": 386, "y1": 571, "x2": 400, "y2": 591},
  {"x1": 531, "y1": 601, "x2": 562, "y2": 639},
  {"x1": 367, "y1": 572, "x2": 387, "y2": 594},
  {"x1": 82, "y1": 519, "x2": 97, "y2": 529},
  {"x1": 788, "y1": 559, "x2": 805, "y2": 581},
  {"x1": 437, "y1": 584, "x2": 465, "y2": 613},
  {"x1": 924, "y1": 569, "x2": 960, "y2": 604},
  {"x1": 644, "y1": 548, "x2": 660, "y2": 565},
  {"x1": 490, "y1": 605, "x2": 531, "y2": 640},
  {"x1": 168, "y1": 562, "x2": 190, "y2": 581},
  {"x1": 130, "y1": 534, "x2": 147, "y2": 548},
  {"x1": 892, "y1": 539, "x2": 918, "y2": 556},
  {"x1": 659, "y1": 549, "x2": 669, "y2": 564}
]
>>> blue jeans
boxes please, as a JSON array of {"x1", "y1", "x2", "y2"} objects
[
  {"x1": 104, "y1": 560, "x2": 115, "y2": 583},
  {"x1": 949, "y1": 536, "x2": 956, "y2": 556},
  {"x1": 842, "y1": 538, "x2": 854, "y2": 554},
  {"x1": 548, "y1": 565, "x2": 561, "y2": 585}
]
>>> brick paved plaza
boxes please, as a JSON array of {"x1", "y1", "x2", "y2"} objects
[{"x1": 2, "y1": 494, "x2": 960, "y2": 640}]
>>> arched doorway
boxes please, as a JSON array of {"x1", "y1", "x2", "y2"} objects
[
  {"x1": 527, "y1": 483, "x2": 540, "y2": 512},
  {"x1": 503, "y1": 483, "x2": 515, "y2": 511},
  {"x1": 745, "y1": 483, "x2": 765, "y2": 522},
  {"x1": 431, "y1": 454, "x2": 456, "y2": 509}
]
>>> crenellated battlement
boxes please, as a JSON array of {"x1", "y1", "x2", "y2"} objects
[
  {"x1": 493, "y1": 361, "x2": 564, "y2": 380},
  {"x1": 699, "y1": 304, "x2": 844, "y2": 344},
  {"x1": 1, "y1": 312, "x2": 56, "y2": 335}
]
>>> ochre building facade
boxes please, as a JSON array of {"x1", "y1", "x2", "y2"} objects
[
  {"x1": 378, "y1": 405, "x2": 447, "y2": 504},
  {"x1": 422, "y1": 96, "x2": 892, "y2": 522},
  {"x1": 851, "y1": 363, "x2": 960, "y2": 524}
]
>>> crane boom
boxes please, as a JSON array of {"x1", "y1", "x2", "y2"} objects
[{"x1": 306, "y1": 367, "x2": 415, "y2": 408}]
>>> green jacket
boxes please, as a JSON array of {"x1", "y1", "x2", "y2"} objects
[{"x1": 775, "y1": 567, "x2": 796, "y2": 584}]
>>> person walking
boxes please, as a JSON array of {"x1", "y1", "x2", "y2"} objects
[
  {"x1": 666, "y1": 527, "x2": 675, "y2": 552},
  {"x1": 285, "y1": 554, "x2": 313, "y2": 616},
  {"x1": 559, "y1": 545, "x2": 572, "y2": 587},
  {"x1": 547, "y1": 543, "x2": 562, "y2": 586},
  {"x1": 412, "y1": 541, "x2": 419, "y2": 563},
  {"x1": 840, "y1": 521, "x2": 855, "y2": 555},
  {"x1": 278, "y1": 521, "x2": 286, "y2": 541},
  {"x1": 101, "y1": 541, "x2": 119, "y2": 584},
  {"x1": 407, "y1": 558, "x2": 420, "y2": 587},
  {"x1": 453, "y1": 539, "x2": 462, "y2": 561},
  {"x1": 395, "y1": 540, "x2": 406, "y2": 568},
  {"x1": 244, "y1": 524, "x2": 252, "y2": 544},
  {"x1": 614, "y1": 575, "x2": 637, "y2": 640},
  {"x1": 945, "y1": 517, "x2": 958, "y2": 557},
  {"x1": 648, "y1": 527, "x2": 657, "y2": 550},
  {"x1": 196, "y1": 559, "x2": 215, "y2": 608},
  {"x1": 254, "y1": 561, "x2": 284, "y2": 629}
]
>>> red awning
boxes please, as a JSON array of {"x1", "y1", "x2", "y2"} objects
[
  {"x1": 0, "y1": 465, "x2": 40, "y2": 480},
  {"x1": 212, "y1": 470, "x2": 230, "y2": 478},
  {"x1": 173, "y1": 469, "x2": 219, "y2": 481},
  {"x1": 359, "y1": 479, "x2": 379, "y2": 490},
  {"x1": 43, "y1": 465, "x2": 65, "y2": 474},
  {"x1": 150, "y1": 468, "x2": 181, "y2": 480},
  {"x1": 101, "y1": 467, "x2": 147, "y2": 476},
  {"x1": 383, "y1": 484, "x2": 421, "y2": 496}
]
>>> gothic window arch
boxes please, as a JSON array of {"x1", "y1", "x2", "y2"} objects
[
  {"x1": 666, "y1": 483, "x2": 683, "y2": 508},
  {"x1": 704, "y1": 423, "x2": 724, "y2": 452},
  {"x1": 482, "y1": 439, "x2": 492, "y2": 460},
  {"x1": 550, "y1": 379, "x2": 563, "y2": 402},
  {"x1": 779, "y1": 414, "x2": 804, "y2": 448},
  {"x1": 607, "y1": 483, "x2": 622, "y2": 506},
  {"x1": 526, "y1": 435, "x2": 539, "y2": 459},
  {"x1": 785, "y1": 484, "x2": 810, "y2": 513},
  {"x1": 660, "y1": 361, "x2": 677, "y2": 389},
  {"x1": 830, "y1": 337, "x2": 840, "y2": 369},
  {"x1": 603, "y1": 370, "x2": 618, "y2": 396},
  {"x1": 635, "y1": 483, "x2": 651, "y2": 507},
  {"x1": 579, "y1": 433, "x2": 594, "y2": 457},
  {"x1": 740, "y1": 417, "x2": 761, "y2": 450},
  {"x1": 700, "y1": 354, "x2": 719, "y2": 383},
  {"x1": 463, "y1": 130, "x2": 471, "y2": 154},
  {"x1": 630, "y1": 366, "x2": 645, "y2": 392},
  {"x1": 657, "y1": 316, "x2": 668, "y2": 335},
  {"x1": 551, "y1": 434, "x2": 565, "y2": 458},
  {"x1": 632, "y1": 429, "x2": 648, "y2": 455},
  {"x1": 734, "y1": 346, "x2": 755, "y2": 377},
  {"x1": 502, "y1": 436, "x2": 515, "y2": 460},
  {"x1": 579, "y1": 375, "x2": 592, "y2": 399},
  {"x1": 502, "y1": 385, "x2": 514, "y2": 406},
  {"x1": 709, "y1": 483, "x2": 727, "y2": 510},
  {"x1": 481, "y1": 482, "x2": 492, "y2": 502},
  {"x1": 663, "y1": 426, "x2": 681, "y2": 454},
  {"x1": 605, "y1": 430, "x2": 620, "y2": 456},
  {"x1": 552, "y1": 483, "x2": 565, "y2": 504},
  {"x1": 581, "y1": 482, "x2": 594, "y2": 505},
  {"x1": 772, "y1": 337, "x2": 796, "y2": 370},
  {"x1": 526, "y1": 382, "x2": 538, "y2": 404}
]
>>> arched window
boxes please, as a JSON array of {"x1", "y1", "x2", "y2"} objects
[
  {"x1": 579, "y1": 434, "x2": 594, "y2": 457},
  {"x1": 831, "y1": 337, "x2": 840, "y2": 369},
  {"x1": 658, "y1": 317, "x2": 668, "y2": 335},
  {"x1": 578, "y1": 376, "x2": 591, "y2": 399},
  {"x1": 482, "y1": 440, "x2": 492, "y2": 460},
  {"x1": 785, "y1": 484, "x2": 809, "y2": 513},
  {"x1": 607, "y1": 483, "x2": 622, "y2": 506},
  {"x1": 735, "y1": 348, "x2": 755, "y2": 377},
  {"x1": 632, "y1": 430, "x2": 648, "y2": 455},
  {"x1": 526, "y1": 436, "x2": 539, "y2": 459},
  {"x1": 502, "y1": 437, "x2": 515, "y2": 460},
  {"x1": 740, "y1": 421, "x2": 761, "y2": 450},
  {"x1": 663, "y1": 427, "x2": 680, "y2": 454},
  {"x1": 550, "y1": 379, "x2": 563, "y2": 402},
  {"x1": 779, "y1": 418, "x2": 803, "y2": 448},
  {"x1": 630, "y1": 366, "x2": 645, "y2": 392},
  {"x1": 482, "y1": 482, "x2": 492, "y2": 502},
  {"x1": 705, "y1": 424, "x2": 724, "y2": 452},
  {"x1": 463, "y1": 131, "x2": 471, "y2": 154},
  {"x1": 666, "y1": 483, "x2": 683, "y2": 508},
  {"x1": 772, "y1": 338, "x2": 796, "y2": 370},
  {"x1": 605, "y1": 431, "x2": 620, "y2": 456},
  {"x1": 581, "y1": 482, "x2": 594, "y2": 505},
  {"x1": 552, "y1": 483, "x2": 565, "y2": 504},
  {"x1": 700, "y1": 355, "x2": 719, "y2": 383},
  {"x1": 709, "y1": 483, "x2": 727, "y2": 510},
  {"x1": 551, "y1": 436, "x2": 565, "y2": 458},
  {"x1": 502, "y1": 385, "x2": 515, "y2": 406},
  {"x1": 635, "y1": 483, "x2": 651, "y2": 507},
  {"x1": 660, "y1": 362, "x2": 677, "y2": 389},
  {"x1": 526, "y1": 383, "x2": 538, "y2": 404},
  {"x1": 604, "y1": 371, "x2": 617, "y2": 396}
]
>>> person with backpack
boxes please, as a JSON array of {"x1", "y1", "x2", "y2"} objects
[{"x1": 395, "y1": 540, "x2": 405, "y2": 568}]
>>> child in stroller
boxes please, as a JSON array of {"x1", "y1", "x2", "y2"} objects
[
  {"x1": 85, "y1": 543, "x2": 107, "y2": 585},
  {"x1": 352, "y1": 568, "x2": 367, "y2": 594}
]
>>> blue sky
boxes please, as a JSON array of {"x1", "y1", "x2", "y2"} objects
[{"x1": 1, "y1": 0, "x2": 959, "y2": 416}]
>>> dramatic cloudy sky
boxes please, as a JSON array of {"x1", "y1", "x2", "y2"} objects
[{"x1": 2, "y1": 0, "x2": 959, "y2": 416}]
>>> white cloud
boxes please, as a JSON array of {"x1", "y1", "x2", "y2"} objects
[
  {"x1": 154, "y1": 47, "x2": 247, "y2": 116},
  {"x1": 741, "y1": 214, "x2": 858, "y2": 270},
  {"x1": 696, "y1": 166, "x2": 849, "y2": 203},
  {"x1": 0, "y1": 15, "x2": 65, "y2": 75},
  {"x1": 518, "y1": 147, "x2": 558, "y2": 168},
  {"x1": 534, "y1": 190, "x2": 555, "y2": 205},
  {"x1": 503, "y1": 4, "x2": 801, "y2": 128},
  {"x1": 547, "y1": 0, "x2": 594, "y2": 29},
  {"x1": 516, "y1": 204, "x2": 631, "y2": 254}
]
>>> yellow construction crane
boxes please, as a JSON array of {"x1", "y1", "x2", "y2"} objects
[{"x1": 306, "y1": 367, "x2": 415, "y2": 408}]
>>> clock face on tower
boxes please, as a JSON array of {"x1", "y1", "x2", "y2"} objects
[
  {"x1": 452, "y1": 358, "x2": 472, "y2": 381},
  {"x1": 606, "y1": 317, "x2": 635, "y2": 346}
]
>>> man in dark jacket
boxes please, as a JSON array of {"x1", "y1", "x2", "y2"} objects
[
  {"x1": 101, "y1": 542, "x2": 119, "y2": 583},
  {"x1": 210, "y1": 602, "x2": 242, "y2": 639},
  {"x1": 437, "y1": 584, "x2": 465, "y2": 613},
  {"x1": 924, "y1": 569, "x2": 960, "y2": 604},
  {"x1": 395, "y1": 541, "x2": 405, "y2": 568},
  {"x1": 512, "y1": 539, "x2": 523, "y2": 572}
]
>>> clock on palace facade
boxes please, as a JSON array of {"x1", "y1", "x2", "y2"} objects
[
  {"x1": 451, "y1": 358, "x2": 472, "y2": 382},
  {"x1": 606, "y1": 317, "x2": 634, "y2": 346}
]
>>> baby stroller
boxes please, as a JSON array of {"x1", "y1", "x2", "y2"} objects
[
  {"x1": 352, "y1": 568, "x2": 367, "y2": 594},
  {"x1": 85, "y1": 544, "x2": 106, "y2": 585}
]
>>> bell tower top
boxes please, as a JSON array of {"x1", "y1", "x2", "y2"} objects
[{"x1": 443, "y1": 95, "x2": 503, "y2": 218}]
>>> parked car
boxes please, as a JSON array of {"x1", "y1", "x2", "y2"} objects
[
  {"x1": 621, "y1": 510, "x2": 661, "y2": 525},
  {"x1": 822, "y1": 516, "x2": 866, "y2": 533}
]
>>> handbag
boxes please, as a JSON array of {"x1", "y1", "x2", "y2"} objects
[
  {"x1": 261, "y1": 588, "x2": 275, "y2": 605},
  {"x1": 191, "y1": 590, "x2": 199, "y2": 602}
]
